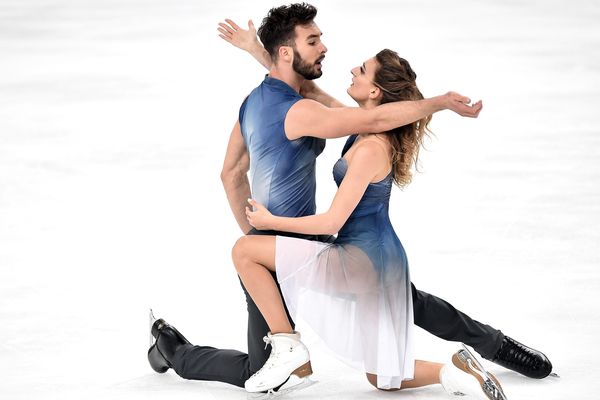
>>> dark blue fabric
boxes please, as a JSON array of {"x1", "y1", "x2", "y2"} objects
[{"x1": 239, "y1": 76, "x2": 325, "y2": 218}]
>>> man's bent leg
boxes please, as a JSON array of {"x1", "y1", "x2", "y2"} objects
[
  {"x1": 165, "y1": 270, "x2": 294, "y2": 387},
  {"x1": 169, "y1": 275, "x2": 293, "y2": 387},
  {"x1": 171, "y1": 346, "x2": 250, "y2": 387},
  {"x1": 161, "y1": 230, "x2": 319, "y2": 387}
]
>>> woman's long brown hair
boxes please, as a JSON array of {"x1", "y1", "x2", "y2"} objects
[{"x1": 373, "y1": 49, "x2": 432, "y2": 188}]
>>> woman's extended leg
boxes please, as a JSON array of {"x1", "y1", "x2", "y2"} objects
[
  {"x1": 367, "y1": 354, "x2": 505, "y2": 398},
  {"x1": 366, "y1": 360, "x2": 443, "y2": 391},
  {"x1": 232, "y1": 235, "x2": 293, "y2": 334}
]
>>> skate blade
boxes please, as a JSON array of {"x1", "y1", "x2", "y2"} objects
[
  {"x1": 458, "y1": 344, "x2": 508, "y2": 400},
  {"x1": 149, "y1": 308, "x2": 157, "y2": 347},
  {"x1": 246, "y1": 377, "x2": 317, "y2": 399},
  {"x1": 457, "y1": 355, "x2": 507, "y2": 400}
]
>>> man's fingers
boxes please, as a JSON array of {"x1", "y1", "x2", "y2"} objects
[
  {"x1": 225, "y1": 19, "x2": 241, "y2": 30},
  {"x1": 248, "y1": 19, "x2": 255, "y2": 30}
]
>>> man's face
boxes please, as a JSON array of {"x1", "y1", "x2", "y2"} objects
[{"x1": 291, "y1": 22, "x2": 327, "y2": 80}]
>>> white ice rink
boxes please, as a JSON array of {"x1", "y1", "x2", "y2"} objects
[{"x1": 1, "y1": 0, "x2": 599, "y2": 399}]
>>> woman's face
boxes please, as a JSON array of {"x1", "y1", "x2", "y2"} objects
[{"x1": 347, "y1": 56, "x2": 380, "y2": 105}]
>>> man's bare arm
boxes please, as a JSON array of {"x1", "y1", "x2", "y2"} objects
[
  {"x1": 221, "y1": 120, "x2": 252, "y2": 234},
  {"x1": 285, "y1": 92, "x2": 482, "y2": 140},
  {"x1": 218, "y1": 19, "x2": 271, "y2": 69}
]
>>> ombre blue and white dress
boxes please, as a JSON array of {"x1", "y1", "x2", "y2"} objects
[{"x1": 275, "y1": 135, "x2": 414, "y2": 390}]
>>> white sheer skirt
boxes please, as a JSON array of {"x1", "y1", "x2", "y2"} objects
[{"x1": 275, "y1": 235, "x2": 414, "y2": 389}]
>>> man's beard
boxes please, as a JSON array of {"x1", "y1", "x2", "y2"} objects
[{"x1": 293, "y1": 49, "x2": 323, "y2": 80}]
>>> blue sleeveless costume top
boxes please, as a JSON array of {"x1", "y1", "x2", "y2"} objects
[
  {"x1": 239, "y1": 76, "x2": 325, "y2": 218},
  {"x1": 334, "y1": 134, "x2": 408, "y2": 276}
]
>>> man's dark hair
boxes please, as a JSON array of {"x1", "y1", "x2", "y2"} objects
[{"x1": 257, "y1": 3, "x2": 317, "y2": 60}]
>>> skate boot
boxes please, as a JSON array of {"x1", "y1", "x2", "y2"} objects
[
  {"x1": 440, "y1": 345, "x2": 507, "y2": 400},
  {"x1": 489, "y1": 336, "x2": 552, "y2": 379},
  {"x1": 147, "y1": 312, "x2": 191, "y2": 373},
  {"x1": 244, "y1": 331, "x2": 313, "y2": 393}
]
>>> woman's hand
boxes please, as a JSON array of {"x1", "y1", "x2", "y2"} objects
[
  {"x1": 217, "y1": 19, "x2": 259, "y2": 52},
  {"x1": 443, "y1": 91, "x2": 483, "y2": 118},
  {"x1": 245, "y1": 198, "x2": 274, "y2": 230}
]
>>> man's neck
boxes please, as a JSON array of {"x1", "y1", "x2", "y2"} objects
[{"x1": 268, "y1": 66, "x2": 305, "y2": 93}]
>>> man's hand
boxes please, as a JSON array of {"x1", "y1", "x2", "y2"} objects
[
  {"x1": 444, "y1": 92, "x2": 483, "y2": 118},
  {"x1": 245, "y1": 198, "x2": 274, "y2": 230},
  {"x1": 217, "y1": 19, "x2": 259, "y2": 52}
]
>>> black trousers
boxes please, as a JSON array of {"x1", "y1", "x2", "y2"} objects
[{"x1": 171, "y1": 229, "x2": 504, "y2": 388}]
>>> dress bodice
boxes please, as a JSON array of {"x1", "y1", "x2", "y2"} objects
[{"x1": 333, "y1": 135, "x2": 393, "y2": 220}]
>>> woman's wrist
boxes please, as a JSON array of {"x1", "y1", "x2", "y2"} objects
[{"x1": 269, "y1": 215, "x2": 282, "y2": 231}]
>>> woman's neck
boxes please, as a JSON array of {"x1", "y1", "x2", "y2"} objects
[
  {"x1": 357, "y1": 99, "x2": 379, "y2": 110},
  {"x1": 357, "y1": 99, "x2": 381, "y2": 138}
]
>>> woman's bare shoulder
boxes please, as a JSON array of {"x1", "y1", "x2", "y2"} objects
[{"x1": 351, "y1": 135, "x2": 391, "y2": 161}]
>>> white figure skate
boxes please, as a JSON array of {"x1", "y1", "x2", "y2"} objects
[
  {"x1": 245, "y1": 332, "x2": 313, "y2": 394},
  {"x1": 440, "y1": 344, "x2": 508, "y2": 400}
]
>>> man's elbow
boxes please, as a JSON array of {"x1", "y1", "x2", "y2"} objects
[
  {"x1": 220, "y1": 168, "x2": 242, "y2": 187},
  {"x1": 220, "y1": 168, "x2": 230, "y2": 184}
]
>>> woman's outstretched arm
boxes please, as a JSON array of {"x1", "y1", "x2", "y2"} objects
[{"x1": 246, "y1": 141, "x2": 386, "y2": 235}]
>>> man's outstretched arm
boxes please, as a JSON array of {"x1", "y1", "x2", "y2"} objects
[
  {"x1": 221, "y1": 120, "x2": 252, "y2": 234},
  {"x1": 285, "y1": 93, "x2": 482, "y2": 140}
]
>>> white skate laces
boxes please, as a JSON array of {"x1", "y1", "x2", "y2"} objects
[{"x1": 245, "y1": 332, "x2": 313, "y2": 393}]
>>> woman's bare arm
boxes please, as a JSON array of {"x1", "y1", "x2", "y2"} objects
[
  {"x1": 246, "y1": 142, "x2": 387, "y2": 235},
  {"x1": 300, "y1": 80, "x2": 346, "y2": 108}
]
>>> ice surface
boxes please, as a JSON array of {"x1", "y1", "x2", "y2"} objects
[{"x1": 1, "y1": 0, "x2": 599, "y2": 399}]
